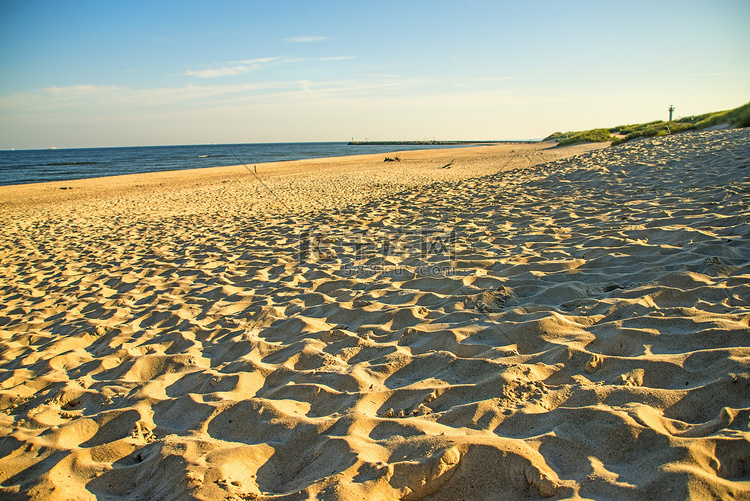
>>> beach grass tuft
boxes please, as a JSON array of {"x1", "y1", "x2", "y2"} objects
[{"x1": 555, "y1": 129, "x2": 613, "y2": 146}]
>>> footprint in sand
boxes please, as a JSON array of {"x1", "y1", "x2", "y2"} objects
[
  {"x1": 387, "y1": 446, "x2": 461, "y2": 500},
  {"x1": 618, "y1": 368, "x2": 644, "y2": 387},
  {"x1": 585, "y1": 354, "x2": 604, "y2": 374}
]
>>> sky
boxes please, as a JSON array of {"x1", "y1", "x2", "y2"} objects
[{"x1": 0, "y1": 0, "x2": 749, "y2": 149}]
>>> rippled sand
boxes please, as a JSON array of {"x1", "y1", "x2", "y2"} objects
[{"x1": 0, "y1": 131, "x2": 749, "y2": 500}]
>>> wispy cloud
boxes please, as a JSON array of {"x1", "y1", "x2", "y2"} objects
[
  {"x1": 0, "y1": 82, "x2": 291, "y2": 113},
  {"x1": 186, "y1": 67, "x2": 248, "y2": 78},
  {"x1": 184, "y1": 55, "x2": 352, "y2": 78},
  {"x1": 0, "y1": 75, "x2": 426, "y2": 115},
  {"x1": 45, "y1": 84, "x2": 121, "y2": 96},
  {"x1": 285, "y1": 36, "x2": 328, "y2": 43},
  {"x1": 0, "y1": 75, "x2": 527, "y2": 123},
  {"x1": 232, "y1": 57, "x2": 279, "y2": 65},
  {"x1": 185, "y1": 57, "x2": 278, "y2": 78}
]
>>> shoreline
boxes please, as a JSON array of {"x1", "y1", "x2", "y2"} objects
[
  {"x1": 0, "y1": 142, "x2": 528, "y2": 191},
  {"x1": 0, "y1": 141, "x2": 602, "y2": 211},
  {"x1": 0, "y1": 141, "x2": 517, "y2": 188}
]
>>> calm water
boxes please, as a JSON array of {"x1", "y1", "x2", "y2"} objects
[{"x1": 0, "y1": 142, "x2": 477, "y2": 186}]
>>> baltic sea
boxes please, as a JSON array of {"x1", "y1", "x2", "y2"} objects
[{"x1": 0, "y1": 142, "x2": 475, "y2": 186}]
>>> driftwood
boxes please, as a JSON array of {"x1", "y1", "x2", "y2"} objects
[
  {"x1": 384, "y1": 156, "x2": 401, "y2": 162},
  {"x1": 440, "y1": 160, "x2": 454, "y2": 169}
]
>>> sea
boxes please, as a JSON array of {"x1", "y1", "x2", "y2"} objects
[{"x1": 0, "y1": 142, "x2": 480, "y2": 186}]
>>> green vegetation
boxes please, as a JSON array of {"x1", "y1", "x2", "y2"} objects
[
  {"x1": 545, "y1": 101, "x2": 750, "y2": 147},
  {"x1": 556, "y1": 129, "x2": 613, "y2": 146},
  {"x1": 608, "y1": 120, "x2": 694, "y2": 146},
  {"x1": 609, "y1": 102, "x2": 750, "y2": 145},
  {"x1": 722, "y1": 102, "x2": 750, "y2": 128}
]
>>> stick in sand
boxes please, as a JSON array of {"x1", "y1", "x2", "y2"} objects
[{"x1": 228, "y1": 150, "x2": 288, "y2": 210}]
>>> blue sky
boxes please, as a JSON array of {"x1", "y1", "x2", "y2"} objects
[{"x1": 0, "y1": 0, "x2": 748, "y2": 149}]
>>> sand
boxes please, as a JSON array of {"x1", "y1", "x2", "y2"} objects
[{"x1": 0, "y1": 131, "x2": 748, "y2": 500}]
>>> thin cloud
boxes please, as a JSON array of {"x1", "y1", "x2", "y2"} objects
[
  {"x1": 285, "y1": 36, "x2": 328, "y2": 43},
  {"x1": 2, "y1": 76, "x2": 509, "y2": 118},
  {"x1": 186, "y1": 66, "x2": 249, "y2": 78},
  {"x1": 185, "y1": 57, "x2": 278, "y2": 78},
  {"x1": 0, "y1": 82, "x2": 291, "y2": 112},
  {"x1": 231, "y1": 57, "x2": 278, "y2": 65},
  {"x1": 184, "y1": 55, "x2": 352, "y2": 78},
  {"x1": 0, "y1": 76, "x2": 418, "y2": 113},
  {"x1": 45, "y1": 84, "x2": 122, "y2": 94}
]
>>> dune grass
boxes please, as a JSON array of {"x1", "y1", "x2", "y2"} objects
[
  {"x1": 555, "y1": 129, "x2": 613, "y2": 147},
  {"x1": 546, "y1": 101, "x2": 750, "y2": 147}
]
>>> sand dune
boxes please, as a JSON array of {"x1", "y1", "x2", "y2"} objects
[{"x1": 0, "y1": 131, "x2": 749, "y2": 500}]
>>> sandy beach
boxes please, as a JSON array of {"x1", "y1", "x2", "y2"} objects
[{"x1": 1, "y1": 130, "x2": 749, "y2": 499}]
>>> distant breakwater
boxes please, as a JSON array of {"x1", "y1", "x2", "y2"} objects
[{"x1": 347, "y1": 140, "x2": 539, "y2": 145}]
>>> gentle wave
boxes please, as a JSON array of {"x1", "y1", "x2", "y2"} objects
[{"x1": 0, "y1": 142, "x2": 481, "y2": 186}]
